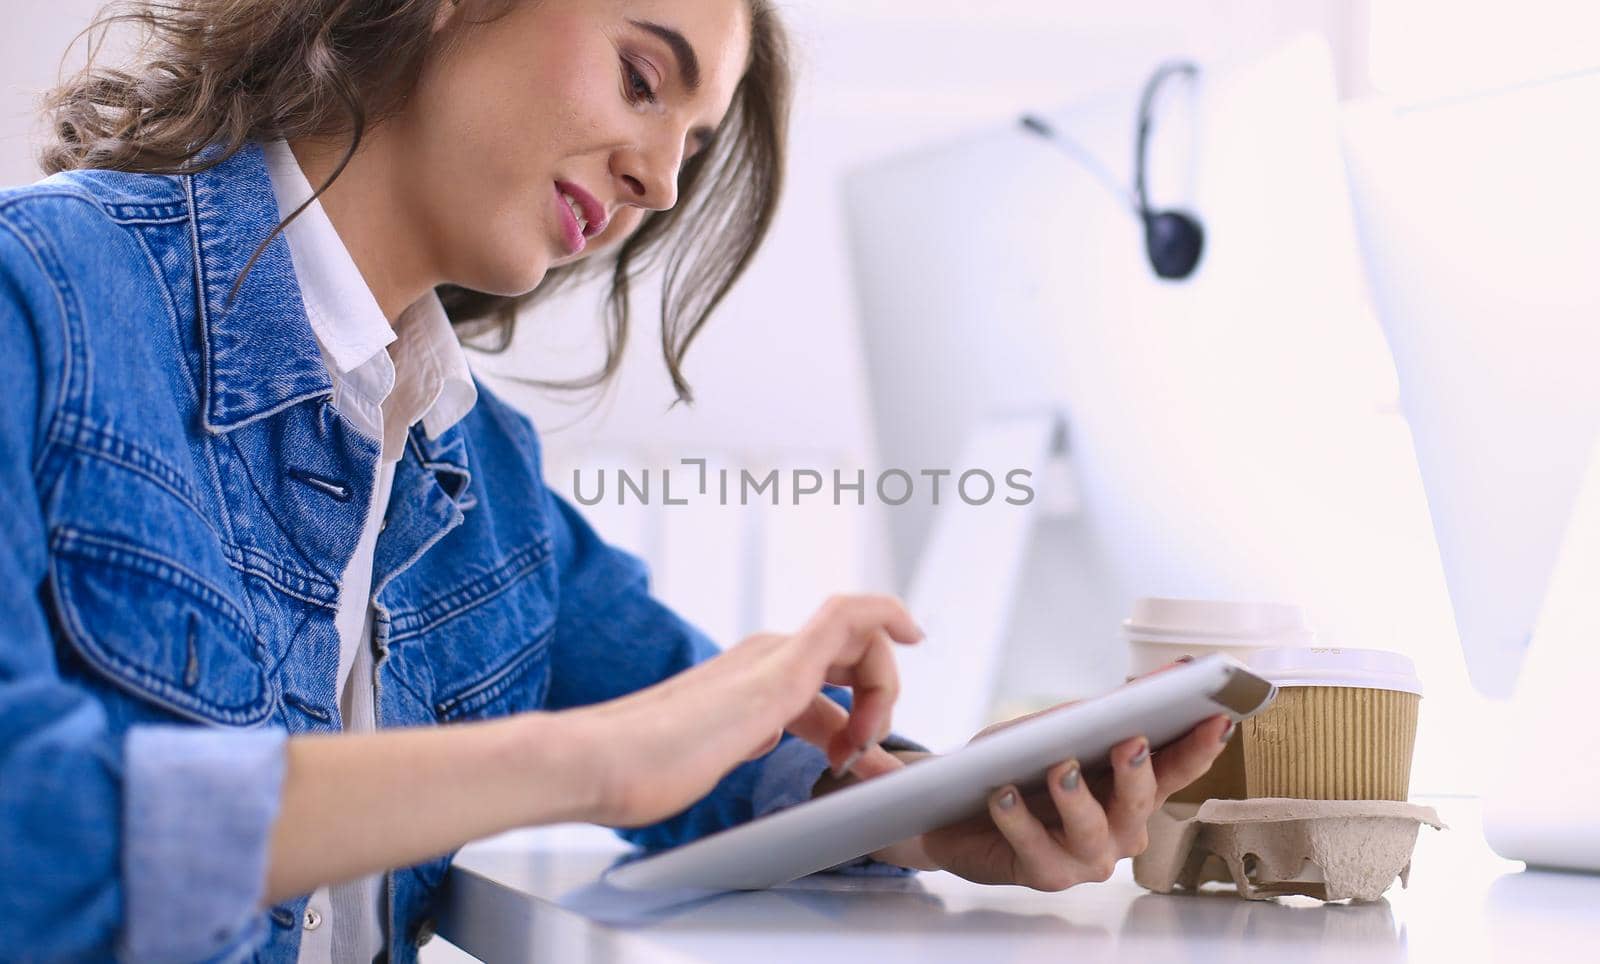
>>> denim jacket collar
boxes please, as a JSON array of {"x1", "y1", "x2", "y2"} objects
[
  {"x1": 186, "y1": 141, "x2": 473, "y2": 501},
  {"x1": 188, "y1": 141, "x2": 332, "y2": 433}
]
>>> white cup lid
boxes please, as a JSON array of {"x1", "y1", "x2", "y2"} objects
[
  {"x1": 1245, "y1": 646, "x2": 1424, "y2": 696},
  {"x1": 1122, "y1": 598, "x2": 1315, "y2": 644}
]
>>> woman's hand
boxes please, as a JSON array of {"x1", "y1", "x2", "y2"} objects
[
  {"x1": 867, "y1": 660, "x2": 1234, "y2": 887},
  {"x1": 874, "y1": 714, "x2": 1234, "y2": 885},
  {"x1": 561, "y1": 594, "x2": 923, "y2": 828}
]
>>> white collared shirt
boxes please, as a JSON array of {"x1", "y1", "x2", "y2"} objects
[{"x1": 262, "y1": 139, "x2": 477, "y2": 964}]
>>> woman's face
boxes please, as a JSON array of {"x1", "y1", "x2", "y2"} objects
[{"x1": 390, "y1": 0, "x2": 751, "y2": 296}]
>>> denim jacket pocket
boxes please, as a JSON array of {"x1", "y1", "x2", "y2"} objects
[
  {"x1": 48, "y1": 526, "x2": 273, "y2": 727},
  {"x1": 387, "y1": 530, "x2": 559, "y2": 723},
  {"x1": 431, "y1": 623, "x2": 554, "y2": 722}
]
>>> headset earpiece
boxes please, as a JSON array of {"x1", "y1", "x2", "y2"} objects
[
  {"x1": 1134, "y1": 61, "x2": 1204, "y2": 281},
  {"x1": 1143, "y1": 208, "x2": 1205, "y2": 280},
  {"x1": 1020, "y1": 60, "x2": 1205, "y2": 282}
]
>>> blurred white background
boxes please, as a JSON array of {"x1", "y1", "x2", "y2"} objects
[{"x1": 5, "y1": 1, "x2": 1597, "y2": 799}]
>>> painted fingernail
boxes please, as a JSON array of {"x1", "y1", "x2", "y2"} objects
[
  {"x1": 1060, "y1": 761, "x2": 1081, "y2": 792},
  {"x1": 998, "y1": 789, "x2": 1017, "y2": 810},
  {"x1": 1130, "y1": 742, "x2": 1150, "y2": 767},
  {"x1": 1220, "y1": 720, "x2": 1237, "y2": 743},
  {"x1": 832, "y1": 745, "x2": 866, "y2": 778}
]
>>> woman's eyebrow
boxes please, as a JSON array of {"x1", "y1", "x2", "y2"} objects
[{"x1": 627, "y1": 18, "x2": 701, "y2": 91}]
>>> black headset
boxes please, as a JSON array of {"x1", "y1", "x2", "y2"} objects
[{"x1": 1020, "y1": 60, "x2": 1205, "y2": 281}]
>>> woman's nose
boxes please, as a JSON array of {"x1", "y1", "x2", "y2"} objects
[{"x1": 612, "y1": 144, "x2": 681, "y2": 212}]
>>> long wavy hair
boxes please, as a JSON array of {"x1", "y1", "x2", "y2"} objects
[{"x1": 39, "y1": 0, "x2": 792, "y2": 404}]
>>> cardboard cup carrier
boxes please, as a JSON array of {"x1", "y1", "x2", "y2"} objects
[{"x1": 1124, "y1": 599, "x2": 1442, "y2": 901}]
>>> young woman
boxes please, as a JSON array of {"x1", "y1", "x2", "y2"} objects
[{"x1": 0, "y1": 1, "x2": 1232, "y2": 961}]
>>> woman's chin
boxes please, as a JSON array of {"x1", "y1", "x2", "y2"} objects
[{"x1": 455, "y1": 253, "x2": 551, "y2": 298}]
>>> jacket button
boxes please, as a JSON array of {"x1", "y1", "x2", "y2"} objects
[{"x1": 303, "y1": 907, "x2": 323, "y2": 931}]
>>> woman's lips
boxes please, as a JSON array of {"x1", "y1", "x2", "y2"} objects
[
  {"x1": 552, "y1": 180, "x2": 609, "y2": 258},
  {"x1": 552, "y1": 183, "x2": 586, "y2": 255},
  {"x1": 557, "y1": 180, "x2": 607, "y2": 237}
]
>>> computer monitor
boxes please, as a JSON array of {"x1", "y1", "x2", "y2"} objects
[
  {"x1": 1342, "y1": 69, "x2": 1600, "y2": 701},
  {"x1": 842, "y1": 37, "x2": 1443, "y2": 750},
  {"x1": 1342, "y1": 66, "x2": 1600, "y2": 869}
]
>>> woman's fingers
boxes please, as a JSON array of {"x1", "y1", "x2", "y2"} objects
[
  {"x1": 986, "y1": 749, "x2": 1159, "y2": 891},
  {"x1": 742, "y1": 729, "x2": 783, "y2": 761},
  {"x1": 802, "y1": 593, "x2": 924, "y2": 650},
  {"x1": 825, "y1": 628, "x2": 900, "y2": 758},
  {"x1": 989, "y1": 747, "x2": 1157, "y2": 891},
  {"x1": 1151, "y1": 714, "x2": 1233, "y2": 804},
  {"x1": 782, "y1": 691, "x2": 903, "y2": 777},
  {"x1": 987, "y1": 786, "x2": 1078, "y2": 891},
  {"x1": 789, "y1": 594, "x2": 921, "y2": 769},
  {"x1": 1103, "y1": 735, "x2": 1158, "y2": 856},
  {"x1": 784, "y1": 691, "x2": 847, "y2": 752},
  {"x1": 578, "y1": 595, "x2": 922, "y2": 829},
  {"x1": 1044, "y1": 757, "x2": 1112, "y2": 868}
]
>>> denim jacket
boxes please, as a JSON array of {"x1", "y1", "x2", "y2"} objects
[{"x1": 0, "y1": 142, "x2": 842, "y2": 963}]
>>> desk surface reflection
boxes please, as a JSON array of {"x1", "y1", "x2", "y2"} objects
[{"x1": 430, "y1": 797, "x2": 1600, "y2": 964}]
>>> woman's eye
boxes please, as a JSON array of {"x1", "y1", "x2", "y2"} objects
[{"x1": 623, "y1": 60, "x2": 657, "y2": 105}]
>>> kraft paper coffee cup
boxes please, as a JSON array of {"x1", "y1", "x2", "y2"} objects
[
  {"x1": 1122, "y1": 598, "x2": 1315, "y2": 803},
  {"x1": 1240, "y1": 647, "x2": 1423, "y2": 802}
]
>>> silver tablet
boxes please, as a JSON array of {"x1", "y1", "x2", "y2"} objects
[{"x1": 606, "y1": 654, "x2": 1277, "y2": 892}]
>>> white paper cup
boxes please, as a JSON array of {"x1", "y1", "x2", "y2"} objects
[
  {"x1": 1123, "y1": 598, "x2": 1316, "y2": 676},
  {"x1": 1123, "y1": 599, "x2": 1315, "y2": 802}
]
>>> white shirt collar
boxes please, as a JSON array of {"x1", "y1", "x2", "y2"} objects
[
  {"x1": 392, "y1": 293, "x2": 480, "y2": 445},
  {"x1": 261, "y1": 139, "x2": 477, "y2": 455}
]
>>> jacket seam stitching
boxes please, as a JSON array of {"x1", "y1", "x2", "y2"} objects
[
  {"x1": 0, "y1": 213, "x2": 82, "y2": 488},
  {"x1": 51, "y1": 412, "x2": 210, "y2": 517},
  {"x1": 48, "y1": 527, "x2": 271, "y2": 726},
  {"x1": 49, "y1": 424, "x2": 339, "y2": 606},
  {"x1": 387, "y1": 537, "x2": 552, "y2": 641},
  {"x1": 104, "y1": 204, "x2": 188, "y2": 224},
  {"x1": 220, "y1": 543, "x2": 339, "y2": 608},
  {"x1": 221, "y1": 431, "x2": 341, "y2": 587},
  {"x1": 129, "y1": 225, "x2": 201, "y2": 401},
  {"x1": 434, "y1": 626, "x2": 554, "y2": 718},
  {"x1": 0, "y1": 180, "x2": 184, "y2": 216},
  {"x1": 52, "y1": 526, "x2": 253, "y2": 628},
  {"x1": 47, "y1": 419, "x2": 340, "y2": 602}
]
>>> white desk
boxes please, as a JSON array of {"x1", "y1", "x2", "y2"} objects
[{"x1": 428, "y1": 797, "x2": 1600, "y2": 964}]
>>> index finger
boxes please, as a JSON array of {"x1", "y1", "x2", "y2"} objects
[
  {"x1": 801, "y1": 594, "x2": 924, "y2": 652},
  {"x1": 824, "y1": 627, "x2": 900, "y2": 757},
  {"x1": 785, "y1": 690, "x2": 905, "y2": 779}
]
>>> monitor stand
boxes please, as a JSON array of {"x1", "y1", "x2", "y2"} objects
[
  {"x1": 890, "y1": 408, "x2": 1070, "y2": 751},
  {"x1": 1484, "y1": 432, "x2": 1600, "y2": 873}
]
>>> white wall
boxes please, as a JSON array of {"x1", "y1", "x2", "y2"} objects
[{"x1": 1, "y1": 1, "x2": 104, "y2": 181}]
